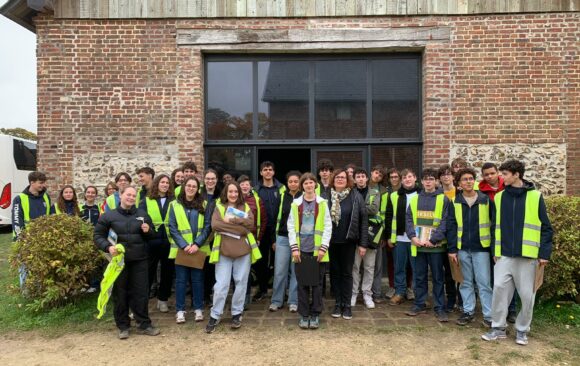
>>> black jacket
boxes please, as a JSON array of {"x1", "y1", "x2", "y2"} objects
[
  {"x1": 276, "y1": 190, "x2": 302, "y2": 238},
  {"x1": 81, "y1": 203, "x2": 100, "y2": 226},
  {"x1": 94, "y1": 206, "x2": 154, "y2": 262},
  {"x1": 328, "y1": 190, "x2": 369, "y2": 247},
  {"x1": 447, "y1": 191, "x2": 496, "y2": 253},
  {"x1": 495, "y1": 181, "x2": 553, "y2": 260}
]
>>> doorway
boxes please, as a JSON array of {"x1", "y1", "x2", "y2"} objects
[{"x1": 257, "y1": 148, "x2": 311, "y2": 184}]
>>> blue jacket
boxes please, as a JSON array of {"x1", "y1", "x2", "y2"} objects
[
  {"x1": 447, "y1": 191, "x2": 495, "y2": 253},
  {"x1": 255, "y1": 179, "x2": 285, "y2": 231},
  {"x1": 81, "y1": 204, "x2": 100, "y2": 226},
  {"x1": 11, "y1": 186, "x2": 51, "y2": 239},
  {"x1": 168, "y1": 202, "x2": 211, "y2": 249},
  {"x1": 496, "y1": 181, "x2": 553, "y2": 260}
]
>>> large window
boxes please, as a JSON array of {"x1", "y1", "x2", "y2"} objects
[
  {"x1": 205, "y1": 54, "x2": 422, "y2": 179},
  {"x1": 13, "y1": 139, "x2": 37, "y2": 171}
]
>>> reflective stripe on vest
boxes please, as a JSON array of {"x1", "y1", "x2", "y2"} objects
[
  {"x1": 409, "y1": 194, "x2": 446, "y2": 257},
  {"x1": 19, "y1": 193, "x2": 50, "y2": 223},
  {"x1": 494, "y1": 190, "x2": 542, "y2": 259},
  {"x1": 209, "y1": 202, "x2": 261, "y2": 264},
  {"x1": 275, "y1": 192, "x2": 285, "y2": 234},
  {"x1": 389, "y1": 193, "x2": 399, "y2": 243},
  {"x1": 290, "y1": 199, "x2": 330, "y2": 262},
  {"x1": 453, "y1": 199, "x2": 491, "y2": 250},
  {"x1": 168, "y1": 201, "x2": 209, "y2": 259},
  {"x1": 252, "y1": 190, "x2": 261, "y2": 239}
]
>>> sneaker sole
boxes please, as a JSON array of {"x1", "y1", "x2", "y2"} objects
[
  {"x1": 176, "y1": 319, "x2": 186, "y2": 324},
  {"x1": 331, "y1": 314, "x2": 341, "y2": 318},
  {"x1": 405, "y1": 310, "x2": 427, "y2": 316},
  {"x1": 515, "y1": 340, "x2": 528, "y2": 346},
  {"x1": 481, "y1": 334, "x2": 507, "y2": 341},
  {"x1": 231, "y1": 323, "x2": 242, "y2": 329},
  {"x1": 342, "y1": 315, "x2": 352, "y2": 320}
]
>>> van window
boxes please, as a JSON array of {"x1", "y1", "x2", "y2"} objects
[{"x1": 13, "y1": 140, "x2": 37, "y2": 171}]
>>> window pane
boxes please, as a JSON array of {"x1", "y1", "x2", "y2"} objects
[
  {"x1": 206, "y1": 147, "x2": 253, "y2": 178},
  {"x1": 258, "y1": 61, "x2": 309, "y2": 139},
  {"x1": 315, "y1": 60, "x2": 366, "y2": 139},
  {"x1": 207, "y1": 62, "x2": 253, "y2": 140},
  {"x1": 13, "y1": 140, "x2": 37, "y2": 171},
  {"x1": 371, "y1": 145, "x2": 422, "y2": 174},
  {"x1": 372, "y1": 59, "x2": 421, "y2": 139},
  {"x1": 316, "y1": 150, "x2": 364, "y2": 170}
]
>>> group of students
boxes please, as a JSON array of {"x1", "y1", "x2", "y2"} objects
[{"x1": 11, "y1": 157, "x2": 553, "y2": 345}]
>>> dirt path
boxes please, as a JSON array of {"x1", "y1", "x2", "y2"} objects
[{"x1": 0, "y1": 323, "x2": 567, "y2": 366}]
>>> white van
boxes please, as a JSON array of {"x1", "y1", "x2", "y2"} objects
[{"x1": 0, "y1": 134, "x2": 37, "y2": 226}]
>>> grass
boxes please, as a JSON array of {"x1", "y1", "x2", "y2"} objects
[{"x1": 0, "y1": 230, "x2": 109, "y2": 336}]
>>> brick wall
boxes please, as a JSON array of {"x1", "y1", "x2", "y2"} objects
[{"x1": 34, "y1": 13, "x2": 579, "y2": 196}]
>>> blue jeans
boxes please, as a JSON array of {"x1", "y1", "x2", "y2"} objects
[
  {"x1": 393, "y1": 241, "x2": 414, "y2": 296},
  {"x1": 175, "y1": 264, "x2": 204, "y2": 311},
  {"x1": 458, "y1": 250, "x2": 493, "y2": 320},
  {"x1": 211, "y1": 254, "x2": 251, "y2": 320},
  {"x1": 271, "y1": 235, "x2": 298, "y2": 307},
  {"x1": 414, "y1": 251, "x2": 445, "y2": 312}
]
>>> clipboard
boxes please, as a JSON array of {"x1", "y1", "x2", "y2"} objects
[
  {"x1": 175, "y1": 249, "x2": 207, "y2": 269},
  {"x1": 449, "y1": 257, "x2": 463, "y2": 284},
  {"x1": 295, "y1": 254, "x2": 320, "y2": 286},
  {"x1": 534, "y1": 263, "x2": 544, "y2": 293}
]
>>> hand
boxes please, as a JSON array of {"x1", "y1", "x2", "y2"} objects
[
  {"x1": 187, "y1": 244, "x2": 199, "y2": 254},
  {"x1": 448, "y1": 253, "x2": 458, "y2": 264},
  {"x1": 424, "y1": 240, "x2": 435, "y2": 248},
  {"x1": 387, "y1": 239, "x2": 394, "y2": 248},
  {"x1": 493, "y1": 256, "x2": 499, "y2": 263},
  {"x1": 108, "y1": 246, "x2": 118, "y2": 256},
  {"x1": 141, "y1": 223, "x2": 150, "y2": 233},
  {"x1": 411, "y1": 237, "x2": 422, "y2": 247},
  {"x1": 539, "y1": 259, "x2": 549, "y2": 266},
  {"x1": 317, "y1": 251, "x2": 325, "y2": 262},
  {"x1": 272, "y1": 242, "x2": 276, "y2": 251},
  {"x1": 292, "y1": 251, "x2": 301, "y2": 263},
  {"x1": 379, "y1": 239, "x2": 387, "y2": 249},
  {"x1": 358, "y1": 246, "x2": 367, "y2": 257}
]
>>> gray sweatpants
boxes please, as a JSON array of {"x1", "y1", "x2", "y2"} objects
[{"x1": 491, "y1": 256, "x2": 538, "y2": 332}]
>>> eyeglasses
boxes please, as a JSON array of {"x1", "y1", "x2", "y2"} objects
[{"x1": 423, "y1": 177, "x2": 436, "y2": 181}]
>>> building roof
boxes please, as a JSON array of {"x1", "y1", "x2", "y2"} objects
[{"x1": 0, "y1": 0, "x2": 53, "y2": 32}]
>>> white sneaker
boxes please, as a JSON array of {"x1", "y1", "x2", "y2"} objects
[
  {"x1": 194, "y1": 309, "x2": 204, "y2": 322},
  {"x1": 406, "y1": 287, "x2": 415, "y2": 300},
  {"x1": 363, "y1": 295, "x2": 376, "y2": 309},
  {"x1": 176, "y1": 311, "x2": 186, "y2": 324},
  {"x1": 351, "y1": 294, "x2": 357, "y2": 307},
  {"x1": 157, "y1": 300, "x2": 169, "y2": 313},
  {"x1": 385, "y1": 287, "x2": 396, "y2": 299},
  {"x1": 289, "y1": 304, "x2": 298, "y2": 313}
]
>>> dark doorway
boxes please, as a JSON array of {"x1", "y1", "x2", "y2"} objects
[{"x1": 257, "y1": 148, "x2": 310, "y2": 184}]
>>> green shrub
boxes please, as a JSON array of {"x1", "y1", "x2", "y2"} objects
[
  {"x1": 541, "y1": 196, "x2": 580, "y2": 301},
  {"x1": 9, "y1": 215, "x2": 103, "y2": 311}
]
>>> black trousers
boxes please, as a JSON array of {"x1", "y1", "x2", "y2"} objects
[
  {"x1": 329, "y1": 242, "x2": 357, "y2": 307},
  {"x1": 253, "y1": 226, "x2": 275, "y2": 294},
  {"x1": 113, "y1": 259, "x2": 151, "y2": 331},
  {"x1": 204, "y1": 258, "x2": 215, "y2": 302},
  {"x1": 297, "y1": 255, "x2": 327, "y2": 317},
  {"x1": 443, "y1": 256, "x2": 462, "y2": 308},
  {"x1": 147, "y1": 243, "x2": 174, "y2": 301}
]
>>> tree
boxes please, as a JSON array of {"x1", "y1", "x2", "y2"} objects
[{"x1": 0, "y1": 127, "x2": 37, "y2": 141}]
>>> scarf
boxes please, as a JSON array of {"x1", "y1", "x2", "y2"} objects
[
  {"x1": 330, "y1": 188, "x2": 351, "y2": 225},
  {"x1": 396, "y1": 185, "x2": 419, "y2": 235}
]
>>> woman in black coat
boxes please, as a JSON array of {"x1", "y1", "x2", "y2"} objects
[
  {"x1": 94, "y1": 186, "x2": 160, "y2": 340},
  {"x1": 327, "y1": 168, "x2": 369, "y2": 320}
]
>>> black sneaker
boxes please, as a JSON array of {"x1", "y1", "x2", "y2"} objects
[
  {"x1": 507, "y1": 311, "x2": 517, "y2": 324},
  {"x1": 206, "y1": 317, "x2": 219, "y2": 333},
  {"x1": 137, "y1": 326, "x2": 160, "y2": 336},
  {"x1": 252, "y1": 291, "x2": 266, "y2": 302},
  {"x1": 435, "y1": 311, "x2": 449, "y2": 322},
  {"x1": 456, "y1": 312, "x2": 475, "y2": 326},
  {"x1": 342, "y1": 306, "x2": 353, "y2": 320},
  {"x1": 331, "y1": 304, "x2": 342, "y2": 318},
  {"x1": 231, "y1": 314, "x2": 242, "y2": 329},
  {"x1": 118, "y1": 329, "x2": 129, "y2": 340}
]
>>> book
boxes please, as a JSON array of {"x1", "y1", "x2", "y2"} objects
[
  {"x1": 225, "y1": 206, "x2": 248, "y2": 220},
  {"x1": 449, "y1": 257, "x2": 463, "y2": 283},
  {"x1": 534, "y1": 263, "x2": 545, "y2": 292},
  {"x1": 175, "y1": 248, "x2": 207, "y2": 269},
  {"x1": 415, "y1": 225, "x2": 434, "y2": 243}
]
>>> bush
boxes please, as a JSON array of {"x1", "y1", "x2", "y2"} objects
[
  {"x1": 9, "y1": 215, "x2": 103, "y2": 311},
  {"x1": 541, "y1": 196, "x2": 580, "y2": 301}
]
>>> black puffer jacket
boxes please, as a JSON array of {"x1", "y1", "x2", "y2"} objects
[
  {"x1": 94, "y1": 206, "x2": 154, "y2": 262},
  {"x1": 328, "y1": 190, "x2": 369, "y2": 247}
]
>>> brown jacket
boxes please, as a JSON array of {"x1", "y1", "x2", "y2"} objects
[{"x1": 211, "y1": 203, "x2": 255, "y2": 256}]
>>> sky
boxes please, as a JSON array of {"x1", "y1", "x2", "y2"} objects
[{"x1": 0, "y1": 0, "x2": 37, "y2": 132}]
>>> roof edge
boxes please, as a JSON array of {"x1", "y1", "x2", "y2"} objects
[{"x1": 0, "y1": 0, "x2": 54, "y2": 33}]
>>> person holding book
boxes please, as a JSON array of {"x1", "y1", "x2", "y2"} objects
[
  {"x1": 287, "y1": 172, "x2": 332, "y2": 329},
  {"x1": 168, "y1": 176, "x2": 211, "y2": 324},
  {"x1": 141, "y1": 174, "x2": 175, "y2": 314},
  {"x1": 482, "y1": 159, "x2": 553, "y2": 346},
  {"x1": 206, "y1": 182, "x2": 261, "y2": 333},
  {"x1": 447, "y1": 167, "x2": 495, "y2": 327},
  {"x1": 328, "y1": 168, "x2": 369, "y2": 320},
  {"x1": 405, "y1": 168, "x2": 451, "y2": 322},
  {"x1": 94, "y1": 186, "x2": 159, "y2": 339}
]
